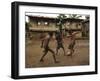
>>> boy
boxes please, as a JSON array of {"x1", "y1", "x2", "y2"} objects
[
  {"x1": 40, "y1": 32, "x2": 59, "y2": 63},
  {"x1": 55, "y1": 31, "x2": 66, "y2": 56},
  {"x1": 67, "y1": 30, "x2": 80, "y2": 56}
]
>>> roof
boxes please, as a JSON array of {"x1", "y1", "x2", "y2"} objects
[{"x1": 28, "y1": 16, "x2": 84, "y2": 22}]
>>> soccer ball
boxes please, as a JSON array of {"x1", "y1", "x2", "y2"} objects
[{"x1": 67, "y1": 51, "x2": 71, "y2": 55}]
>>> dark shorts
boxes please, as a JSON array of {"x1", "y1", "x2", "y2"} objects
[
  {"x1": 43, "y1": 46, "x2": 49, "y2": 52},
  {"x1": 57, "y1": 42, "x2": 64, "y2": 49},
  {"x1": 68, "y1": 42, "x2": 75, "y2": 49},
  {"x1": 43, "y1": 46, "x2": 54, "y2": 54}
]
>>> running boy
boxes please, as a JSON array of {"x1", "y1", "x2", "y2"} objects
[
  {"x1": 67, "y1": 30, "x2": 80, "y2": 56},
  {"x1": 40, "y1": 32, "x2": 59, "y2": 63},
  {"x1": 55, "y1": 31, "x2": 66, "y2": 56}
]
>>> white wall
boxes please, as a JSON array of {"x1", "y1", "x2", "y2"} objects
[{"x1": 0, "y1": 0, "x2": 99, "y2": 81}]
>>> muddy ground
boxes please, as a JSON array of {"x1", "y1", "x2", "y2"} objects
[{"x1": 25, "y1": 38, "x2": 89, "y2": 68}]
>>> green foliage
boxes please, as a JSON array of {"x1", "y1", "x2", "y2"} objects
[
  {"x1": 68, "y1": 14, "x2": 81, "y2": 19},
  {"x1": 57, "y1": 14, "x2": 67, "y2": 20},
  {"x1": 56, "y1": 14, "x2": 67, "y2": 32},
  {"x1": 25, "y1": 22, "x2": 32, "y2": 31}
]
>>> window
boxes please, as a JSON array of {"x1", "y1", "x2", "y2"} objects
[
  {"x1": 44, "y1": 22, "x2": 49, "y2": 26},
  {"x1": 37, "y1": 22, "x2": 41, "y2": 26}
]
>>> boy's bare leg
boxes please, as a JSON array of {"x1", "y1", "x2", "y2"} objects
[
  {"x1": 67, "y1": 49, "x2": 72, "y2": 56},
  {"x1": 41, "y1": 40, "x2": 44, "y2": 48},
  {"x1": 67, "y1": 49, "x2": 74, "y2": 57},
  {"x1": 71, "y1": 49, "x2": 75, "y2": 55},
  {"x1": 56, "y1": 47, "x2": 59, "y2": 55},
  {"x1": 49, "y1": 48, "x2": 59, "y2": 63},
  {"x1": 40, "y1": 50, "x2": 48, "y2": 62},
  {"x1": 62, "y1": 46, "x2": 66, "y2": 56}
]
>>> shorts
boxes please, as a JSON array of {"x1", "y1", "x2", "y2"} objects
[
  {"x1": 57, "y1": 42, "x2": 63, "y2": 49},
  {"x1": 68, "y1": 42, "x2": 75, "y2": 49}
]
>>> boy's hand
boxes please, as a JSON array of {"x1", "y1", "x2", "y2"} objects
[{"x1": 72, "y1": 31, "x2": 80, "y2": 35}]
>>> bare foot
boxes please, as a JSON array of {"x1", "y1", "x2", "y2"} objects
[
  {"x1": 55, "y1": 61, "x2": 60, "y2": 63},
  {"x1": 40, "y1": 59, "x2": 44, "y2": 62}
]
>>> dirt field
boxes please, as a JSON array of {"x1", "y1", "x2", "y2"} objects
[{"x1": 25, "y1": 38, "x2": 89, "y2": 68}]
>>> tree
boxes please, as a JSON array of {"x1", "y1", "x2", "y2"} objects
[
  {"x1": 57, "y1": 14, "x2": 67, "y2": 20},
  {"x1": 56, "y1": 14, "x2": 67, "y2": 34},
  {"x1": 25, "y1": 22, "x2": 32, "y2": 32},
  {"x1": 85, "y1": 15, "x2": 90, "y2": 20},
  {"x1": 68, "y1": 14, "x2": 81, "y2": 19}
]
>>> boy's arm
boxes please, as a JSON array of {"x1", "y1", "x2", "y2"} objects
[
  {"x1": 41, "y1": 38, "x2": 45, "y2": 48},
  {"x1": 66, "y1": 35, "x2": 72, "y2": 38},
  {"x1": 72, "y1": 31, "x2": 80, "y2": 35}
]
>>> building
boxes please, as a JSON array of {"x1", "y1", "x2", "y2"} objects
[
  {"x1": 26, "y1": 16, "x2": 89, "y2": 39},
  {"x1": 82, "y1": 19, "x2": 89, "y2": 37}
]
